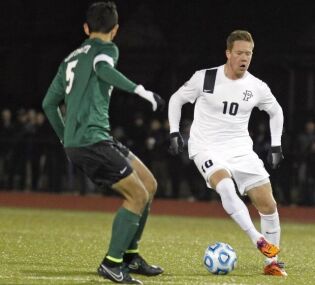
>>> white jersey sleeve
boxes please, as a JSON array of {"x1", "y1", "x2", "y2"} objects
[
  {"x1": 267, "y1": 103, "x2": 283, "y2": 146},
  {"x1": 255, "y1": 81, "x2": 283, "y2": 146},
  {"x1": 255, "y1": 81, "x2": 277, "y2": 112},
  {"x1": 168, "y1": 71, "x2": 202, "y2": 133}
]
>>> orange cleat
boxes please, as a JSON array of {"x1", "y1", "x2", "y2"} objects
[
  {"x1": 257, "y1": 237, "x2": 280, "y2": 258},
  {"x1": 264, "y1": 261, "x2": 287, "y2": 276}
]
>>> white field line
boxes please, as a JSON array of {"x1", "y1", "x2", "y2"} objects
[
  {"x1": 0, "y1": 275, "x2": 94, "y2": 282},
  {"x1": 0, "y1": 275, "x2": 251, "y2": 285}
]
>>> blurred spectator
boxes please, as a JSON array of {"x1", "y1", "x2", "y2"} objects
[
  {"x1": 145, "y1": 119, "x2": 169, "y2": 197},
  {"x1": 0, "y1": 109, "x2": 14, "y2": 188},
  {"x1": 8, "y1": 109, "x2": 29, "y2": 190},
  {"x1": 296, "y1": 119, "x2": 315, "y2": 205},
  {"x1": 252, "y1": 121, "x2": 270, "y2": 164},
  {"x1": 251, "y1": 120, "x2": 294, "y2": 205},
  {"x1": 0, "y1": 105, "x2": 314, "y2": 206},
  {"x1": 167, "y1": 119, "x2": 207, "y2": 200},
  {"x1": 24, "y1": 109, "x2": 38, "y2": 190},
  {"x1": 269, "y1": 130, "x2": 293, "y2": 205},
  {"x1": 304, "y1": 141, "x2": 315, "y2": 205},
  {"x1": 31, "y1": 111, "x2": 49, "y2": 191},
  {"x1": 127, "y1": 112, "x2": 148, "y2": 160}
]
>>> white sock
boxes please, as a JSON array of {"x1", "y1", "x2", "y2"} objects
[
  {"x1": 260, "y1": 211, "x2": 281, "y2": 263},
  {"x1": 216, "y1": 178, "x2": 263, "y2": 245}
]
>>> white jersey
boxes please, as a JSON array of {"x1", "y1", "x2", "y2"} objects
[{"x1": 168, "y1": 65, "x2": 282, "y2": 159}]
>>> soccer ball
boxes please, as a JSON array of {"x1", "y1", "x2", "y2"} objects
[{"x1": 203, "y1": 242, "x2": 237, "y2": 275}]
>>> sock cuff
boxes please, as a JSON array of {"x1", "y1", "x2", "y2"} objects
[
  {"x1": 259, "y1": 210, "x2": 279, "y2": 220},
  {"x1": 105, "y1": 255, "x2": 123, "y2": 264},
  {"x1": 125, "y1": 249, "x2": 139, "y2": 254}
]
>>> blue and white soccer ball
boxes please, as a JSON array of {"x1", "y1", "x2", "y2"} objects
[{"x1": 203, "y1": 242, "x2": 237, "y2": 275}]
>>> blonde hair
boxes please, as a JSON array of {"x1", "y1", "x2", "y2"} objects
[{"x1": 226, "y1": 30, "x2": 254, "y2": 51}]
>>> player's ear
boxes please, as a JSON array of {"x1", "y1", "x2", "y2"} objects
[
  {"x1": 225, "y1": 49, "x2": 231, "y2": 60},
  {"x1": 83, "y1": 23, "x2": 90, "y2": 36},
  {"x1": 110, "y1": 24, "x2": 119, "y2": 40}
]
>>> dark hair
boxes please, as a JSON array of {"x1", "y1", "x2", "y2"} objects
[{"x1": 86, "y1": 1, "x2": 118, "y2": 33}]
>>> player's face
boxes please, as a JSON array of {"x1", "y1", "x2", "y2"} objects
[{"x1": 226, "y1": 40, "x2": 253, "y2": 79}]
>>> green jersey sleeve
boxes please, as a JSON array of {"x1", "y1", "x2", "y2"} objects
[
  {"x1": 94, "y1": 62, "x2": 137, "y2": 93},
  {"x1": 94, "y1": 43, "x2": 137, "y2": 93},
  {"x1": 42, "y1": 64, "x2": 66, "y2": 142}
]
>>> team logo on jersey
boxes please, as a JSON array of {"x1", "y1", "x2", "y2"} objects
[{"x1": 243, "y1": 90, "x2": 253, "y2": 101}]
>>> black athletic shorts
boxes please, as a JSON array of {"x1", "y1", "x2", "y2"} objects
[{"x1": 65, "y1": 140, "x2": 133, "y2": 187}]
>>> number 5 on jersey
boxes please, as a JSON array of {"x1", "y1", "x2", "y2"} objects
[{"x1": 66, "y1": 60, "x2": 78, "y2": 94}]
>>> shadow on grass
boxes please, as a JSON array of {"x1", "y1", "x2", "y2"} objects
[
  {"x1": 22, "y1": 269, "x2": 96, "y2": 277},
  {"x1": 6, "y1": 261, "x2": 54, "y2": 266},
  {"x1": 4, "y1": 269, "x2": 106, "y2": 285},
  {"x1": 162, "y1": 271, "x2": 260, "y2": 277}
]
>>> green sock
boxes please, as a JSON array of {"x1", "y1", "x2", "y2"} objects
[
  {"x1": 127, "y1": 203, "x2": 150, "y2": 252},
  {"x1": 107, "y1": 207, "x2": 141, "y2": 261}
]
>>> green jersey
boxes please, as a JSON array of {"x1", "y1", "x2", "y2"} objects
[{"x1": 42, "y1": 38, "x2": 137, "y2": 147}]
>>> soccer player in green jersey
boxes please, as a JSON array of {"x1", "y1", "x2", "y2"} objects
[{"x1": 42, "y1": 1, "x2": 164, "y2": 284}]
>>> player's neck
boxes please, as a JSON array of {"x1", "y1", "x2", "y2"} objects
[
  {"x1": 224, "y1": 64, "x2": 243, "y2": 80},
  {"x1": 89, "y1": 32, "x2": 112, "y2": 43}
]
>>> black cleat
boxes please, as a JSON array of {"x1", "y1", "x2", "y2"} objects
[
  {"x1": 98, "y1": 263, "x2": 143, "y2": 284},
  {"x1": 125, "y1": 255, "x2": 164, "y2": 276}
]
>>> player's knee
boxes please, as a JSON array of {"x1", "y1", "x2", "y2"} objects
[
  {"x1": 210, "y1": 169, "x2": 231, "y2": 189},
  {"x1": 147, "y1": 177, "x2": 158, "y2": 197},
  {"x1": 134, "y1": 187, "x2": 149, "y2": 208},
  {"x1": 257, "y1": 201, "x2": 277, "y2": 215},
  {"x1": 141, "y1": 190, "x2": 150, "y2": 208}
]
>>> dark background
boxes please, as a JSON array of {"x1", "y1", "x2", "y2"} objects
[
  {"x1": 1, "y1": 0, "x2": 315, "y2": 205},
  {"x1": 1, "y1": 0, "x2": 315, "y2": 130}
]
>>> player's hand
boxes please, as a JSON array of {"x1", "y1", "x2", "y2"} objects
[
  {"x1": 153, "y1": 92, "x2": 165, "y2": 112},
  {"x1": 169, "y1": 132, "x2": 184, "y2": 155},
  {"x1": 135, "y1": 85, "x2": 165, "y2": 111},
  {"x1": 267, "y1": 146, "x2": 284, "y2": 169}
]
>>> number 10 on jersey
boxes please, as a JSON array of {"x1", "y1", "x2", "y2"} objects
[{"x1": 222, "y1": 101, "x2": 239, "y2": 116}]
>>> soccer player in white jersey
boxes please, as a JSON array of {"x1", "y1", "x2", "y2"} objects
[{"x1": 168, "y1": 30, "x2": 287, "y2": 276}]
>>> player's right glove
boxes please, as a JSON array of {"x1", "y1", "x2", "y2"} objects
[
  {"x1": 134, "y1": 85, "x2": 165, "y2": 111},
  {"x1": 169, "y1": 132, "x2": 184, "y2": 155},
  {"x1": 267, "y1": 146, "x2": 284, "y2": 169}
]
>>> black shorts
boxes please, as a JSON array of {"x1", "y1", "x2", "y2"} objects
[{"x1": 65, "y1": 140, "x2": 133, "y2": 187}]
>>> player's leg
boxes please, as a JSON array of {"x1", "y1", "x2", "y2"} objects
[
  {"x1": 98, "y1": 172, "x2": 147, "y2": 284},
  {"x1": 66, "y1": 142, "x2": 146, "y2": 284},
  {"x1": 129, "y1": 152, "x2": 157, "y2": 201},
  {"x1": 122, "y1": 152, "x2": 163, "y2": 276},
  {"x1": 247, "y1": 183, "x2": 287, "y2": 276},
  {"x1": 108, "y1": 171, "x2": 149, "y2": 255},
  {"x1": 210, "y1": 169, "x2": 265, "y2": 246},
  {"x1": 247, "y1": 183, "x2": 279, "y2": 247},
  {"x1": 193, "y1": 152, "x2": 278, "y2": 258}
]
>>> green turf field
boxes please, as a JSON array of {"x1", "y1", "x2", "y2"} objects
[{"x1": 0, "y1": 207, "x2": 314, "y2": 285}]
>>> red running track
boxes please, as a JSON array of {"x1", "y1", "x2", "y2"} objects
[{"x1": 0, "y1": 191, "x2": 314, "y2": 223}]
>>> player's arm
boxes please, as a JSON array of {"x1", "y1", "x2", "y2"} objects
[
  {"x1": 168, "y1": 71, "x2": 201, "y2": 154},
  {"x1": 267, "y1": 101, "x2": 284, "y2": 148},
  {"x1": 42, "y1": 66, "x2": 65, "y2": 143},
  {"x1": 257, "y1": 81, "x2": 284, "y2": 168},
  {"x1": 94, "y1": 59, "x2": 164, "y2": 111},
  {"x1": 266, "y1": 101, "x2": 284, "y2": 169}
]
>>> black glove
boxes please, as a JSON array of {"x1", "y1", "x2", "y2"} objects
[
  {"x1": 134, "y1": 85, "x2": 165, "y2": 112},
  {"x1": 169, "y1": 132, "x2": 184, "y2": 155},
  {"x1": 268, "y1": 146, "x2": 284, "y2": 169},
  {"x1": 153, "y1": 93, "x2": 165, "y2": 112}
]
